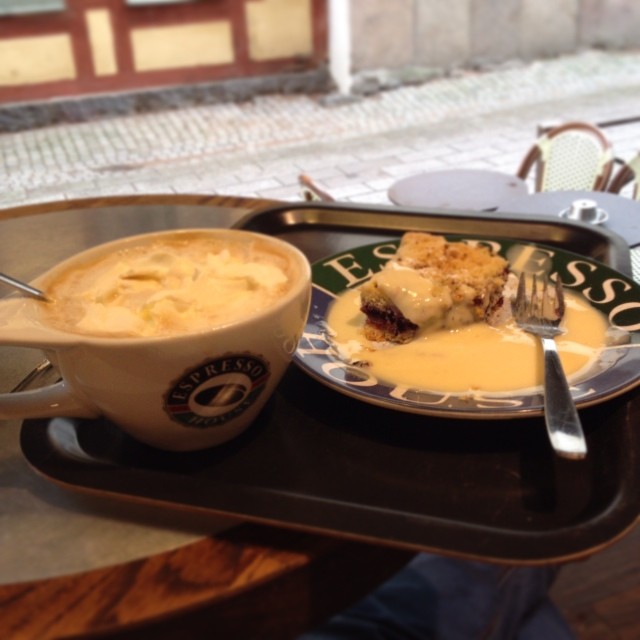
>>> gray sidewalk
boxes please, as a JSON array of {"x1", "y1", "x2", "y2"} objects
[{"x1": 1, "y1": 48, "x2": 640, "y2": 209}]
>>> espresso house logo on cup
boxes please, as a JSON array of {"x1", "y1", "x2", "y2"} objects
[
  {"x1": 165, "y1": 353, "x2": 270, "y2": 429},
  {"x1": 0, "y1": 229, "x2": 311, "y2": 452}
]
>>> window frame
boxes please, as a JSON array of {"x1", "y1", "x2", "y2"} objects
[{"x1": 0, "y1": 0, "x2": 66, "y2": 17}]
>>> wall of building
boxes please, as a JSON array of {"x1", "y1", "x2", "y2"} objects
[
  {"x1": 348, "y1": 0, "x2": 640, "y2": 91},
  {"x1": 0, "y1": 0, "x2": 327, "y2": 105}
]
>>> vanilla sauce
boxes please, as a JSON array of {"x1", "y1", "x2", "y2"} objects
[{"x1": 327, "y1": 287, "x2": 609, "y2": 394}]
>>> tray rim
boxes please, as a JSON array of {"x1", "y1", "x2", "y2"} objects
[
  {"x1": 19, "y1": 384, "x2": 640, "y2": 566},
  {"x1": 233, "y1": 200, "x2": 632, "y2": 276}
]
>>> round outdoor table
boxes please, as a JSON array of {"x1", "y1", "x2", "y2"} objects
[
  {"x1": 388, "y1": 168, "x2": 529, "y2": 211},
  {"x1": 498, "y1": 190, "x2": 640, "y2": 247}
]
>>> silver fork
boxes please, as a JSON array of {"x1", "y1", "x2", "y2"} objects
[{"x1": 511, "y1": 274, "x2": 587, "y2": 460}]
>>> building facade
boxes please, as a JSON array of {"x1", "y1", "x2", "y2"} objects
[
  {"x1": 0, "y1": 0, "x2": 327, "y2": 105},
  {"x1": 0, "y1": 0, "x2": 637, "y2": 107}
]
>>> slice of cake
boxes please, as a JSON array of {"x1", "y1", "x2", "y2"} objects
[{"x1": 359, "y1": 232, "x2": 509, "y2": 343}]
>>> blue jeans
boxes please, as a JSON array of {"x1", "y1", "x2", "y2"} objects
[{"x1": 299, "y1": 553, "x2": 575, "y2": 640}]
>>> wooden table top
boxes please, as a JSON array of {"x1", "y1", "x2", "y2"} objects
[
  {"x1": 0, "y1": 194, "x2": 414, "y2": 639},
  {"x1": 1, "y1": 523, "x2": 412, "y2": 639},
  {"x1": 388, "y1": 168, "x2": 529, "y2": 211}
]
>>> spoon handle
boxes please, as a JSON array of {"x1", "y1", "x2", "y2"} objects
[{"x1": 0, "y1": 272, "x2": 51, "y2": 302}]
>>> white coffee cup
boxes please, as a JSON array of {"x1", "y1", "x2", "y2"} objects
[{"x1": 0, "y1": 229, "x2": 311, "y2": 451}]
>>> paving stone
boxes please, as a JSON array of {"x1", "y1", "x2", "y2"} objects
[
  {"x1": 439, "y1": 146, "x2": 507, "y2": 165},
  {"x1": 365, "y1": 176, "x2": 398, "y2": 191},
  {"x1": 256, "y1": 184, "x2": 305, "y2": 201},
  {"x1": 227, "y1": 177, "x2": 282, "y2": 193},
  {"x1": 348, "y1": 190, "x2": 393, "y2": 205},
  {"x1": 381, "y1": 158, "x2": 460, "y2": 178},
  {"x1": 323, "y1": 167, "x2": 392, "y2": 187},
  {"x1": 323, "y1": 183, "x2": 375, "y2": 200},
  {"x1": 352, "y1": 143, "x2": 413, "y2": 161}
]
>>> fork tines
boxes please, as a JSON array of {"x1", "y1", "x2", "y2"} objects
[{"x1": 513, "y1": 273, "x2": 565, "y2": 324}]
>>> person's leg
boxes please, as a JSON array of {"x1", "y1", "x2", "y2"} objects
[
  {"x1": 516, "y1": 599, "x2": 576, "y2": 640},
  {"x1": 480, "y1": 563, "x2": 575, "y2": 640},
  {"x1": 298, "y1": 553, "x2": 575, "y2": 640}
]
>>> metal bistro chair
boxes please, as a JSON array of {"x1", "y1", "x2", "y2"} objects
[
  {"x1": 299, "y1": 173, "x2": 336, "y2": 202},
  {"x1": 608, "y1": 152, "x2": 640, "y2": 200},
  {"x1": 517, "y1": 122, "x2": 614, "y2": 192}
]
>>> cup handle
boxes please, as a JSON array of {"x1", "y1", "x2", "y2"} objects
[
  {"x1": 0, "y1": 379, "x2": 100, "y2": 421},
  {"x1": 0, "y1": 303, "x2": 100, "y2": 420}
]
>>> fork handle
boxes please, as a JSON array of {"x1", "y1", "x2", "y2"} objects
[{"x1": 540, "y1": 337, "x2": 588, "y2": 460}]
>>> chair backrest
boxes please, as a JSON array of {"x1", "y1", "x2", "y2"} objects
[
  {"x1": 298, "y1": 174, "x2": 335, "y2": 202},
  {"x1": 517, "y1": 122, "x2": 614, "y2": 192},
  {"x1": 608, "y1": 153, "x2": 640, "y2": 200}
]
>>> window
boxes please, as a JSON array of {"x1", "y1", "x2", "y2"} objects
[{"x1": 0, "y1": 0, "x2": 65, "y2": 16}]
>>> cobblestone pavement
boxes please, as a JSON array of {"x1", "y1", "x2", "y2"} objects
[{"x1": 1, "y1": 49, "x2": 640, "y2": 209}]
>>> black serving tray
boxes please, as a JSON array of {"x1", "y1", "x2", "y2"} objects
[{"x1": 21, "y1": 202, "x2": 640, "y2": 564}]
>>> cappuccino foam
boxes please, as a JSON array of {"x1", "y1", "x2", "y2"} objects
[{"x1": 44, "y1": 234, "x2": 293, "y2": 337}]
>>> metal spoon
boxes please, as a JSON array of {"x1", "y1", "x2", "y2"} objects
[{"x1": 0, "y1": 272, "x2": 51, "y2": 302}]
